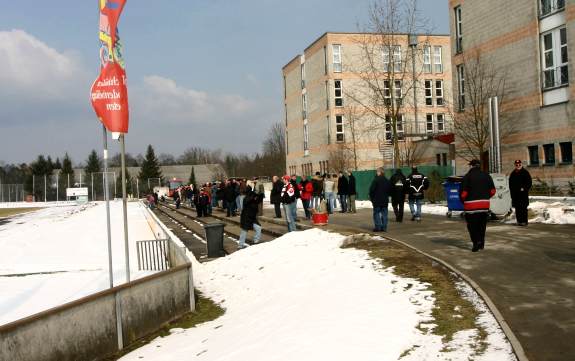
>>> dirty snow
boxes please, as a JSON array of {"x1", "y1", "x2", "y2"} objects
[
  {"x1": 121, "y1": 228, "x2": 516, "y2": 361},
  {"x1": 0, "y1": 201, "x2": 156, "y2": 325}
]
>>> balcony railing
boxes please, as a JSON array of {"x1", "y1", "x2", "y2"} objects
[
  {"x1": 542, "y1": 65, "x2": 569, "y2": 90},
  {"x1": 540, "y1": 0, "x2": 565, "y2": 17}
]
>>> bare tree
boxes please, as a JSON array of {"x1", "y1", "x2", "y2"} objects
[
  {"x1": 343, "y1": 105, "x2": 366, "y2": 170},
  {"x1": 328, "y1": 144, "x2": 351, "y2": 173},
  {"x1": 346, "y1": 0, "x2": 431, "y2": 168},
  {"x1": 451, "y1": 50, "x2": 514, "y2": 162}
]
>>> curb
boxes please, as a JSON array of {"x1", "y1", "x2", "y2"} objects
[{"x1": 381, "y1": 234, "x2": 529, "y2": 361}]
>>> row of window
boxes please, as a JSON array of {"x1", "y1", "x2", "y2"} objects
[
  {"x1": 301, "y1": 163, "x2": 313, "y2": 177},
  {"x1": 288, "y1": 161, "x2": 331, "y2": 177},
  {"x1": 436, "y1": 153, "x2": 449, "y2": 166},
  {"x1": 527, "y1": 142, "x2": 573, "y2": 165},
  {"x1": 424, "y1": 80, "x2": 444, "y2": 106}
]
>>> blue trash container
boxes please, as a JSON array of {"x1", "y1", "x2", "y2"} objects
[{"x1": 443, "y1": 177, "x2": 464, "y2": 217}]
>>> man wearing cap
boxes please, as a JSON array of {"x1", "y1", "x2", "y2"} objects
[
  {"x1": 509, "y1": 160, "x2": 532, "y2": 226},
  {"x1": 280, "y1": 175, "x2": 298, "y2": 232},
  {"x1": 406, "y1": 165, "x2": 429, "y2": 221},
  {"x1": 460, "y1": 159, "x2": 496, "y2": 252}
]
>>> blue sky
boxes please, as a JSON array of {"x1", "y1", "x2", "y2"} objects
[{"x1": 0, "y1": 0, "x2": 449, "y2": 164}]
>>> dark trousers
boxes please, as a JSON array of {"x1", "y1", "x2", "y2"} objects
[
  {"x1": 197, "y1": 205, "x2": 207, "y2": 217},
  {"x1": 515, "y1": 206, "x2": 528, "y2": 224},
  {"x1": 465, "y1": 212, "x2": 488, "y2": 248},
  {"x1": 273, "y1": 202, "x2": 282, "y2": 217},
  {"x1": 226, "y1": 200, "x2": 236, "y2": 216},
  {"x1": 302, "y1": 199, "x2": 311, "y2": 219},
  {"x1": 392, "y1": 199, "x2": 404, "y2": 222}
]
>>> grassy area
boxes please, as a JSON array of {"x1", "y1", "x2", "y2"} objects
[
  {"x1": 343, "y1": 235, "x2": 488, "y2": 356},
  {"x1": 106, "y1": 291, "x2": 224, "y2": 360},
  {"x1": 0, "y1": 208, "x2": 41, "y2": 218}
]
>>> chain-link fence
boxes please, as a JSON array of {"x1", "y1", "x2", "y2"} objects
[
  {"x1": 29, "y1": 173, "x2": 118, "y2": 202},
  {"x1": 0, "y1": 184, "x2": 25, "y2": 202}
]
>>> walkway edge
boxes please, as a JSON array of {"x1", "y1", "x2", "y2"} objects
[{"x1": 382, "y1": 234, "x2": 529, "y2": 361}]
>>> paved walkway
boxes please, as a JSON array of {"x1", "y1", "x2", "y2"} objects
[{"x1": 262, "y1": 207, "x2": 574, "y2": 361}]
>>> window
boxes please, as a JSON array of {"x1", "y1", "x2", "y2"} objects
[
  {"x1": 457, "y1": 64, "x2": 465, "y2": 111},
  {"x1": 560, "y1": 141, "x2": 572, "y2": 163},
  {"x1": 302, "y1": 93, "x2": 307, "y2": 119},
  {"x1": 384, "y1": 80, "x2": 392, "y2": 106},
  {"x1": 334, "y1": 80, "x2": 343, "y2": 107},
  {"x1": 325, "y1": 81, "x2": 330, "y2": 110},
  {"x1": 385, "y1": 115, "x2": 404, "y2": 142},
  {"x1": 540, "y1": 0, "x2": 565, "y2": 17},
  {"x1": 332, "y1": 44, "x2": 342, "y2": 73},
  {"x1": 300, "y1": 63, "x2": 306, "y2": 89},
  {"x1": 541, "y1": 27, "x2": 568, "y2": 90},
  {"x1": 543, "y1": 143, "x2": 555, "y2": 164},
  {"x1": 455, "y1": 6, "x2": 463, "y2": 53},
  {"x1": 435, "y1": 80, "x2": 444, "y2": 106},
  {"x1": 426, "y1": 114, "x2": 434, "y2": 134},
  {"x1": 442, "y1": 153, "x2": 448, "y2": 166},
  {"x1": 336, "y1": 115, "x2": 344, "y2": 142},
  {"x1": 423, "y1": 46, "x2": 432, "y2": 73},
  {"x1": 393, "y1": 46, "x2": 402, "y2": 72},
  {"x1": 383, "y1": 46, "x2": 390, "y2": 72},
  {"x1": 434, "y1": 46, "x2": 443, "y2": 73},
  {"x1": 436, "y1": 113, "x2": 445, "y2": 132},
  {"x1": 528, "y1": 145, "x2": 539, "y2": 165},
  {"x1": 424, "y1": 80, "x2": 433, "y2": 106},
  {"x1": 303, "y1": 121, "x2": 309, "y2": 151},
  {"x1": 436, "y1": 154, "x2": 441, "y2": 165},
  {"x1": 394, "y1": 80, "x2": 403, "y2": 105},
  {"x1": 323, "y1": 46, "x2": 328, "y2": 75},
  {"x1": 397, "y1": 115, "x2": 404, "y2": 140},
  {"x1": 283, "y1": 76, "x2": 287, "y2": 99}
]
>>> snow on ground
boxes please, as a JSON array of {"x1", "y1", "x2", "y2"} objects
[
  {"x1": 0, "y1": 201, "x2": 77, "y2": 209},
  {"x1": 0, "y1": 201, "x2": 156, "y2": 325},
  {"x1": 121, "y1": 228, "x2": 515, "y2": 361}
]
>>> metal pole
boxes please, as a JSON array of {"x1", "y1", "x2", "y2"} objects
[
  {"x1": 91, "y1": 173, "x2": 94, "y2": 201},
  {"x1": 493, "y1": 96, "x2": 501, "y2": 173},
  {"x1": 8, "y1": 184, "x2": 10, "y2": 203},
  {"x1": 44, "y1": 174, "x2": 47, "y2": 202},
  {"x1": 120, "y1": 134, "x2": 131, "y2": 282},
  {"x1": 67, "y1": 173, "x2": 70, "y2": 189},
  {"x1": 411, "y1": 45, "x2": 418, "y2": 134},
  {"x1": 33, "y1": 175, "x2": 35, "y2": 202},
  {"x1": 488, "y1": 97, "x2": 495, "y2": 173},
  {"x1": 56, "y1": 173, "x2": 59, "y2": 202},
  {"x1": 103, "y1": 126, "x2": 114, "y2": 288},
  {"x1": 136, "y1": 178, "x2": 139, "y2": 199},
  {"x1": 114, "y1": 172, "x2": 117, "y2": 199}
]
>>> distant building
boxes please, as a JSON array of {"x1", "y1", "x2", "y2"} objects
[
  {"x1": 449, "y1": 0, "x2": 574, "y2": 187},
  {"x1": 282, "y1": 32, "x2": 454, "y2": 176}
]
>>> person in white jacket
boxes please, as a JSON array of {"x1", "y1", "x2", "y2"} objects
[{"x1": 323, "y1": 174, "x2": 336, "y2": 214}]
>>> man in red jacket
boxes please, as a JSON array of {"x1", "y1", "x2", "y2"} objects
[{"x1": 460, "y1": 159, "x2": 496, "y2": 252}]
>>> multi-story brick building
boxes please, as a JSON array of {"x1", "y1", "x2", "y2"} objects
[
  {"x1": 282, "y1": 32, "x2": 453, "y2": 177},
  {"x1": 450, "y1": 0, "x2": 574, "y2": 188}
]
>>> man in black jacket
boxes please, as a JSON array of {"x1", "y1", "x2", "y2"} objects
[
  {"x1": 369, "y1": 167, "x2": 391, "y2": 232},
  {"x1": 346, "y1": 171, "x2": 357, "y2": 213},
  {"x1": 389, "y1": 168, "x2": 407, "y2": 222},
  {"x1": 337, "y1": 171, "x2": 349, "y2": 213},
  {"x1": 270, "y1": 175, "x2": 283, "y2": 218},
  {"x1": 238, "y1": 187, "x2": 263, "y2": 249},
  {"x1": 460, "y1": 159, "x2": 496, "y2": 252},
  {"x1": 406, "y1": 166, "x2": 429, "y2": 221},
  {"x1": 509, "y1": 160, "x2": 532, "y2": 226},
  {"x1": 224, "y1": 180, "x2": 237, "y2": 217}
]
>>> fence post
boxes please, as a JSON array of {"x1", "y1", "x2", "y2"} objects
[
  {"x1": 56, "y1": 173, "x2": 59, "y2": 202},
  {"x1": 91, "y1": 173, "x2": 94, "y2": 202},
  {"x1": 44, "y1": 174, "x2": 47, "y2": 203}
]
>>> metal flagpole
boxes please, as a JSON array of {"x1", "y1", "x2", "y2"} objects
[
  {"x1": 56, "y1": 173, "x2": 59, "y2": 202},
  {"x1": 33, "y1": 175, "x2": 35, "y2": 202},
  {"x1": 120, "y1": 134, "x2": 131, "y2": 282},
  {"x1": 44, "y1": 175, "x2": 47, "y2": 202},
  {"x1": 103, "y1": 126, "x2": 114, "y2": 288},
  {"x1": 488, "y1": 97, "x2": 495, "y2": 173}
]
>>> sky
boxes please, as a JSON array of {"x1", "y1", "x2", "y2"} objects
[{"x1": 0, "y1": 0, "x2": 449, "y2": 165}]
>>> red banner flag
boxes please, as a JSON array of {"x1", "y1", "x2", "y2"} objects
[{"x1": 90, "y1": 0, "x2": 129, "y2": 134}]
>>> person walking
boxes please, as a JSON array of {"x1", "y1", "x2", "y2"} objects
[
  {"x1": 299, "y1": 177, "x2": 313, "y2": 220},
  {"x1": 323, "y1": 174, "x2": 336, "y2": 214},
  {"x1": 281, "y1": 175, "x2": 298, "y2": 232},
  {"x1": 406, "y1": 166, "x2": 429, "y2": 221},
  {"x1": 224, "y1": 180, "x2": 237, "y2": 217},
  {"x1": 311, "y1": 172, "x2": 324, "y2": 210},
  {"x1": 346, "y1": 171, "x2": 357, "y2": 213},
  {"x1": 460, "y1": 159, "x2": 496, "y2": 252},
  {"x1": 389, "y1": 168, "x2": 407, "y2": 222},
  {"x1": 270, "y1": 175, "x2": 283, "y2": 218},
  {"x1": 509, "y1": 160, "x2": 532, "y2": 226},
  {"x1": 173, "y1": 188, "x2": 181, "y2": 209},
  {"x1": 195, "y1": 188, "x2": 210, "y2": 217},
  {"x1": 238, "y1": 186, "x2": 263, "y2": 249},
  {"x1": 337, "y1": 171, "x2": 349, "y2": 213},
  {"x1": 369, "y1": 167, "x2": 391, "y2": 232}
]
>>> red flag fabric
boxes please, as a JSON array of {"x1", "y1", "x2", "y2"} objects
[{"x1": 91, "y1": 0, "x2": 129, "y2": 134}]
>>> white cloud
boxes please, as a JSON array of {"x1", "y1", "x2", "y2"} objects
[{"x1": 0, "y1": 29, "x2": 90, "y2": 101}]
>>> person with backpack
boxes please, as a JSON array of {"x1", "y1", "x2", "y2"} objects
[
  {"x1": 389, "y1": 168, "x2": 407, "y2": 222},
  {"x1": 238, "y1": 186, "x2": 263, "y2": 249},
  {"x1": 281, "y1": 175, "x2": 298, "y2": 232},
  {"x1": 406, "y1": 166, "x2": 429, "y2": 222}
]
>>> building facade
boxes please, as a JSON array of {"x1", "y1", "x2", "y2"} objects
[
  {"x1": 283, "y1": 32, "x2": 454, "y2": 177},
  {"x1": 450, "y1": 0, "x2": 574, "y2": 188}
]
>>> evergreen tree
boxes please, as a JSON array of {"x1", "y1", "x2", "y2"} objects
[
  {"x1": 54, "y1": 158, "x2": 62, "y2": 170},
  {"x1": 188, "y1": 166, "x2": 197, "y2": 187},
  {"x1": 60, "y1": 153, "x2": 75, "y2": 188},
  {"x1": 46, "y1": 156, "x2": 54, "y2": 175},
  {"x1": 138, "y1": 145, "x2": 163, "y2": 193},
  {"x1": 116, "y1": 169, "x2": 133, "y2": 198},
  {"x1": 84, "y1": 150, "x2": 102, "y2": 200}
]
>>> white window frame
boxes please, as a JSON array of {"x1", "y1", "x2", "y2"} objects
[
  {"x1": 383, "y1": 46, "x2": 390, "y2": 72},
  {"x1": 325, "y1": 81, "x2": 330, "y2": 110},
  {"x1": 455, "y1": 6, "x2": 463, "y2": 53},
  {"x1": 385, "y1": 115, "x2": 405, "y2": 142},
  {"x1": 540, "y1": 0, "x2": 565, "y2": 17},
  {"x1": 423, "y1": 45, "x2": 432, "y2": 73},
  {"x1": 436, "y1": 113, "x2": 445, "y2": 132},
  {"x1": 394, "y1": 80, "x2": 402, "y2": 105},
  {"x1": 334, "y1": 80, "x2": 343, "y2": 107},
  {"x1": 300, "y1": 63, "x2": 306, "y2": 89},
  {"x1": 335, "y1": 115, "x2": 345, "y2": 143},
  {"x1": 383, "y1": 80, "x2": 391, "y2": 106},
  {"x1": 303, "y1": 120, "x2": 309, "y2": 151},
  {"x1": 435, "y1": 80, "x2": 444, "y2": 106},
  {"x1": 434, "y1": 46, "x2": 443, "y2": 73},
  {"x1": 541, "y1": 27, "x2": 568, "y2": 90},
  {"x1": 457, "y1": 64, "x2": 465, "y2": 111},
  {"x1": 302, "y1": 93, "x2": 308, "y2": 120},
  {"x1": 332, "y1": 44, "x2": 342, "y2": 73},
  {"x1": 393, "y1": 45, "x2": 402, "y2": 72},
  {"x1": 426, "y1": 114, "x2": 434, "y2": 134},
  {"x1": 424, "y1": 80, "x2": 433, "y2": 106}
]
